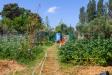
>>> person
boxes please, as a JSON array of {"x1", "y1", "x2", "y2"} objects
[{"x1": 59, "y1": 37, "x2": 65, "y2": 47}]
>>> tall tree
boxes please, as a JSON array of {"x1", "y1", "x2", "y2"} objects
[
  {"x1": 87, "y1": 0, "x2": 96, "y2": 22},
  {"x1": 55, "y1": 21, "x2": 68, "y2": 35},
  {"x1": 45, "y1": 16, "x2": 51, "y2": 41},
  {"x1": 97, "y1": 0, "x2": 104, "y2": 17},
  {"x1": 1, "y1": 3, "x2": 30, "y2": 20},
  {"x1": 1, "y1": 3, "x2": 21, "y2": 20},
  {"x1": 27, "y1": 13, "x2": 43, "y2": 48},
  {"x1": 12, "y1": 13, "x2": 28, "y2": 34},
  {"x1": 108, "y1": 0, "x2": 112, "y2": 18},
  {"x1": 45, "y1": 16, "x2": 50, "y2": 30},
  {"x1": 79, "y1": 6, "x2": 86, "y2": 23},
  {"x1": 109, "y1": 0, "x2": 112, "y2": 11}
]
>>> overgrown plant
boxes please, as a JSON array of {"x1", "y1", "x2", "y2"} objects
[{"x1": 0, "y1": 35, "x2": 43, "y2": 64}]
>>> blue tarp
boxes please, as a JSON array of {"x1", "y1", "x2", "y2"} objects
[{"x1": 55, "y1": 33, "x2": 61, "y2": 42}]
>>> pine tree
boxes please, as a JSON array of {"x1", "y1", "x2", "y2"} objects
[
  {"x1": 79, "y1": 6, "x2": 86, "y2": 23},
  {"x1": 97, "y1": 0, "x2": 104, "y2": 17},
  {"x1": 87, "y1": 0, "x2": 96, "y2": 22}
]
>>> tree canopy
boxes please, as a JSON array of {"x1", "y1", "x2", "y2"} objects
[
  {"x1": 76, "y1": 0, "x2": 112, "y2": 39},
  {"x1": 0, "y1": 3, "x2": 43, "y2": 34}
]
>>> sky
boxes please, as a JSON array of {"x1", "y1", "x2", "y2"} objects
[{"x1": 0, "y1": 0, "x2": 108, "y2": 28}]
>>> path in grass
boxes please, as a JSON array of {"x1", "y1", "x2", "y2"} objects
[
  {"x1": 40, "y1": 44, "x2": 61, "y2": 75},
  {"x1": 11, "y1": 45, "x2": 60, "y2": 75}
]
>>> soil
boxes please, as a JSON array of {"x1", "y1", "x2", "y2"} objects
[
  {"x1": 0, "y1": 60, "x2": 25, "y2": 75},
  {"x1": 60, "y1": 66, "x2": 112, "y2": 75}
]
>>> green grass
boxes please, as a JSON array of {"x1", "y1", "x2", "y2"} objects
[{"x1": 26, "y1": 46, "x2": 50, "y2": 68}]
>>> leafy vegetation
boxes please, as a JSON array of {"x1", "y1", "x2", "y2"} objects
[
  {"x1": 0, "y1": 3, "x2": 55, "y2": 68},
  {"x1": 0, "y1": 0, "x2": 111, "y2": 71},
  {"x1": 59, "y1": 38, "x2": 112, "y2": 66},
  {"x1": 0, "y1": 35, "x2": 44, "y2": 64},
  {"x1": 77, "y1": 0, "x2": 112, "y2": 38},
  {"x1": 58, "y1": 0, "x2": 112, "y2": 68}
]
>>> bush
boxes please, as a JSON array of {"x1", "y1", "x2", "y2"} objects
[
  {"x1": 16, "y1": 46, "x2": 43, "y2": 64},
  {"x1": 59, "y1": 42, "x2": 75, "y2": 63},
  {"x1": 59, "y1": 39, "x2": 112, "y2": 66},
  {"x1": 0, "y1": 35, "x2": 43, "y2": 64}
]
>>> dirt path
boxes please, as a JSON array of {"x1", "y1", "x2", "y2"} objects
[{"x1": 41, "y1": 44, "x2": 61, "y2": 75}]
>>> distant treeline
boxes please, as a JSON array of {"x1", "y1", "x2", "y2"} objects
[{"x1": 76, "y1": 0, "x2": 112, "y2": 39}]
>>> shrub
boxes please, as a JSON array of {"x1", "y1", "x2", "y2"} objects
[
  {"x1": 0, "y1": 35, "x2": 43, "y2": 64},
  {"x1": 59, "y1": 42, "x2": 75, "y2": 63},
  {"x1": 59, "y1": 38, "x2": 112, "y2": 66}
]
